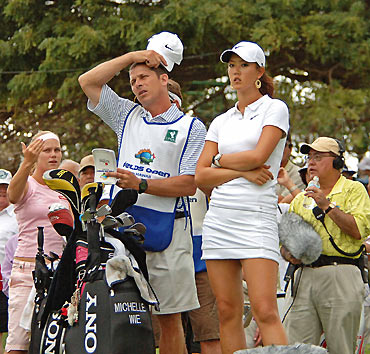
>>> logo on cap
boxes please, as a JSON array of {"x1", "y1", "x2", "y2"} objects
[
  {"x1": 0, "y1": 170, "x2": 8, "y2": 180},
  {"x1": 165, "y1": 44, "x2": 174, "y2": 51}
]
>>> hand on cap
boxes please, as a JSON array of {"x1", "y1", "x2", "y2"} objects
[
  {"x1": 132, "y1": 50, "x2": 167, "y2": 68},
  {"x1": 21, "y1": 139, "x2": 45, "y2": 165}
]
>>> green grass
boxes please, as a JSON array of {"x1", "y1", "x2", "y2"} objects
[{"x1": 365, "y1": 344, "x2": 370, "y2": 354}]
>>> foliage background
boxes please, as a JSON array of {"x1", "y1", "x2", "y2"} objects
[{"x1": 1, "y1": 0, "x2": 369, "y2": 173}]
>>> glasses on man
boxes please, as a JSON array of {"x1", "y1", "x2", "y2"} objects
[{"x1": 306, "y1": 153, "x2": 336, "y2": 162}]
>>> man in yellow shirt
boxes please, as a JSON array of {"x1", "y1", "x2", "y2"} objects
[{"x1": 282, "y1": 137, "x2": 370, "y2": 354}]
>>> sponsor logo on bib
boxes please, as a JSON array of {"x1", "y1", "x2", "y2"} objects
[
  {"x1": 164, "y1": 129, "x2": 178, "y2": 143},
  {"x1": 135, "y1": 149, "x2": 156, "y2": 165}
]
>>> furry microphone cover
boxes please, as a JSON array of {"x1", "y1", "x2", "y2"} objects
[
  {"x1": 278, "y1": 212, "x2": 322, "y2": 264},
  {"x1": 235, "y1": 343, "x2": 327, "y2": 353}
]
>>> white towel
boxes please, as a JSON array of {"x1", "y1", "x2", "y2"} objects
[{"x1": 105, "y1": 255, "x2": 158, "y2": 307}]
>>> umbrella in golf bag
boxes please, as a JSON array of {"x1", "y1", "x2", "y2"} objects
[{"x1": 64, "y1": 185, "x2": 157, "y2": 354}]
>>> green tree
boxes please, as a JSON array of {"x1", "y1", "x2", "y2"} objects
[{"x1": 1, "y1": 0, "x2": 369, "y2": 172}]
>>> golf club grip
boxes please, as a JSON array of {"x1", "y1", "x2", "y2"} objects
[
  {"x1": 37, "y1": 226, "x2": 44, "y2": 253},
  {"x1": 88, "y1": 188, "x2": 97, "y2": 213}
]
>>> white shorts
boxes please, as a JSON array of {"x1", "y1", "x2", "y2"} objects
[
  {"x1": 146, "y1": 217, "x2": 200, "y2": 315},
  {"x1": 6, "y1": 260, "x2": 34, "y2": 352},
  {"x1": 202, "y1": 205, "x2": 280, "y2": 263}
]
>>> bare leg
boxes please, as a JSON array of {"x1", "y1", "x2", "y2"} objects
[
  {"x1": 200, "y1": 339, "x2": 222, "y2": 354},
  {"x1": 206, "y1": 259, "x2": 246, "y2": 354},
  {"x1": 242, "y1": 258, "x2": 288, "y2": 346},
  {"x1": 156, "y1": 313, "x2": 187, "y2": 354}
]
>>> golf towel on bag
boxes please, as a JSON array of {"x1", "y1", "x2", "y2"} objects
[{"x1": 64, "y1": 274, "x2": 155, "y2": 354}]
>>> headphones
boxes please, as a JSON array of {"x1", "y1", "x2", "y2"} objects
[{"x1": 333, "y1": 139, "x2": 345, "y2": 170}]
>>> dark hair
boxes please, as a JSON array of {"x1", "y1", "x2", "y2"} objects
[
  {"x1": 129, "y1": 62, "x2": 167, "y2": 78},
  {"x1": 259, "y1": 72, "x2": 274, "y2": 97},
  {"x1": 167, "y1": 79, "x2": 183, "y2": 101},
  {"x1": 298, "y1": 168, "x2": 308, "y2": 187}
]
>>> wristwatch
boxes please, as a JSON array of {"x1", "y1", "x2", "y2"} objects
[
  {"x1": 212, "y1": 153, "x2": 223, "y2": 168},
  {"x1": 325, "y1": 201, "x2": 336, "y2": 214},
  {"x1": 138, "y1": 178, "x2": 148, "y2": 194}
]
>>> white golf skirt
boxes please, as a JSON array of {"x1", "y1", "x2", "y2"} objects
[{"x1": 201, "y1": 205, "x2": 280, "y2": 263}]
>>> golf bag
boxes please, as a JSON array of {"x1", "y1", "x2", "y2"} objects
[
  {"x1": 64, "y1": 188, "x2": 156, "y2": 354},
  {"x1": 29, "y1": 227, "x2": 67, "y2": 354},
  {"x1": 29, "y1": 171, "x2": 157, "y2": 354}
]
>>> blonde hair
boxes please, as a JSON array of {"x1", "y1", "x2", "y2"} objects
[{"x1": 29, "y1": 130, "x2": 61, "y2": 174}]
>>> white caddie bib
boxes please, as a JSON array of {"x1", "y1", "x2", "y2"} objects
[{"x1": 115, "y1": 105, "x2": 196, "y2": 251}]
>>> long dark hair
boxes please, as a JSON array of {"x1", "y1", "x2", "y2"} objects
[{"x1": 259, "y1": 71, "x2": 274, "y2": 98}]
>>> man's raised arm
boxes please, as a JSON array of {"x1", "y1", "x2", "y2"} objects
[{"x1": 78, "y1": 50, "x2": 167, "y2": 107}]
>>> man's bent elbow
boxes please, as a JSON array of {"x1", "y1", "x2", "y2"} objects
[{"x1": 78, "y1": 73, "x2": 89, "y2": 90}]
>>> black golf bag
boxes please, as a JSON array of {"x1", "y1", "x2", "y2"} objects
[
  {"x1": 29, "y1": 176, "x2": 157, "y2": 354},
  {"x1": 29, "y1": 227, "x2": 67, "y2": 354},
  {"x1": 64, "y1": 189, "x2": 156, "y2": 354}
]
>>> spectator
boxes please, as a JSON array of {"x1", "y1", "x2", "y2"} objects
[
  {"x1": 5, "y1": 131, "x2": 70, "y2": 354},
  {"x1": 195, "y1": 41, "x2": 289, "y2": 353},
  {"x1": 282, "y1": 137, "x2": 370, "y2": 354},
  {"x1": 78, "y1": 31, "x2": 205, "y2": 354},
  {"x1": 59, "y1": 159, "x2": 80, "y2": 178},
  {"x1": 0, "y1": 170, "x2": 18, "y2": 354},
  {"x1": 276, "y1": 133, "x2": 305, "y2": 202},
  {"x1": 341, "y1": 164, "x2": 356, "y2": 180},
  {"x1": 78, "y1": 154, "x2": 95, "y2": 188},
  {"x1": 168, "y1": 79, "x2": 221, "y2": 354}
]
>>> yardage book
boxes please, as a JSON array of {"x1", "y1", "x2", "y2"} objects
[{"x1": 92, "y1": 148, "x2": 117, "y2": 184}]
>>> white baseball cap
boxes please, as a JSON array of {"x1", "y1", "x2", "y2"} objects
[
  {"x1": 220, "y1": 41, "x2": 265, "y2": 67},
  {"x1": 358, "y1": 156, "x2": 370, "y2": 171},
  {"x1": 146, "y1": 31, "x2": 184, "y2": 72},
  {"x1": 0, "y1": 169, "x2": 12, "y2": 185}
]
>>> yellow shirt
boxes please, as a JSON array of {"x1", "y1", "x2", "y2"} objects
[{"x1": 290, "y1": 175, "x2": 370, "y2": 258}]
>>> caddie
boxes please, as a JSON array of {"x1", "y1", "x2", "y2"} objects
[{"x1": 78, "y1": 32, "x2": 205, "y2": 354}]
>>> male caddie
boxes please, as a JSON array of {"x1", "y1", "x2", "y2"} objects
[{"x1": 79, "y1": 32, "x2": 205, "y2": 354}]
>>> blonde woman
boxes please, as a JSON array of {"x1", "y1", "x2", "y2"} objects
[{"x1": 6, "y1": 131, "x2": 69, "y2": 354}]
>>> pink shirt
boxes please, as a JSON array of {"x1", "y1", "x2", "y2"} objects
[{"x1": 14, "y1": 176, "x2": 69, "y2": 258}]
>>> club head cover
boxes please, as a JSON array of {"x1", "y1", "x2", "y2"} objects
[
  {"x1": 48, "y1": 204, "x2": 74, "y2": 239},
  {"x1": 110, "y1": 189, "x2": 138, "y2": 217},
  {"x1": 81, "y1": 182, "x2": 104, "y2": 213},
  {"x1": 43, "y1": 169, "x2": 81, "y2": 214}
]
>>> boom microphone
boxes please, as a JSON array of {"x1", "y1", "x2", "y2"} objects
[{"x1": 278, "y1": 212, "x2": 322, "y2": 264}]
